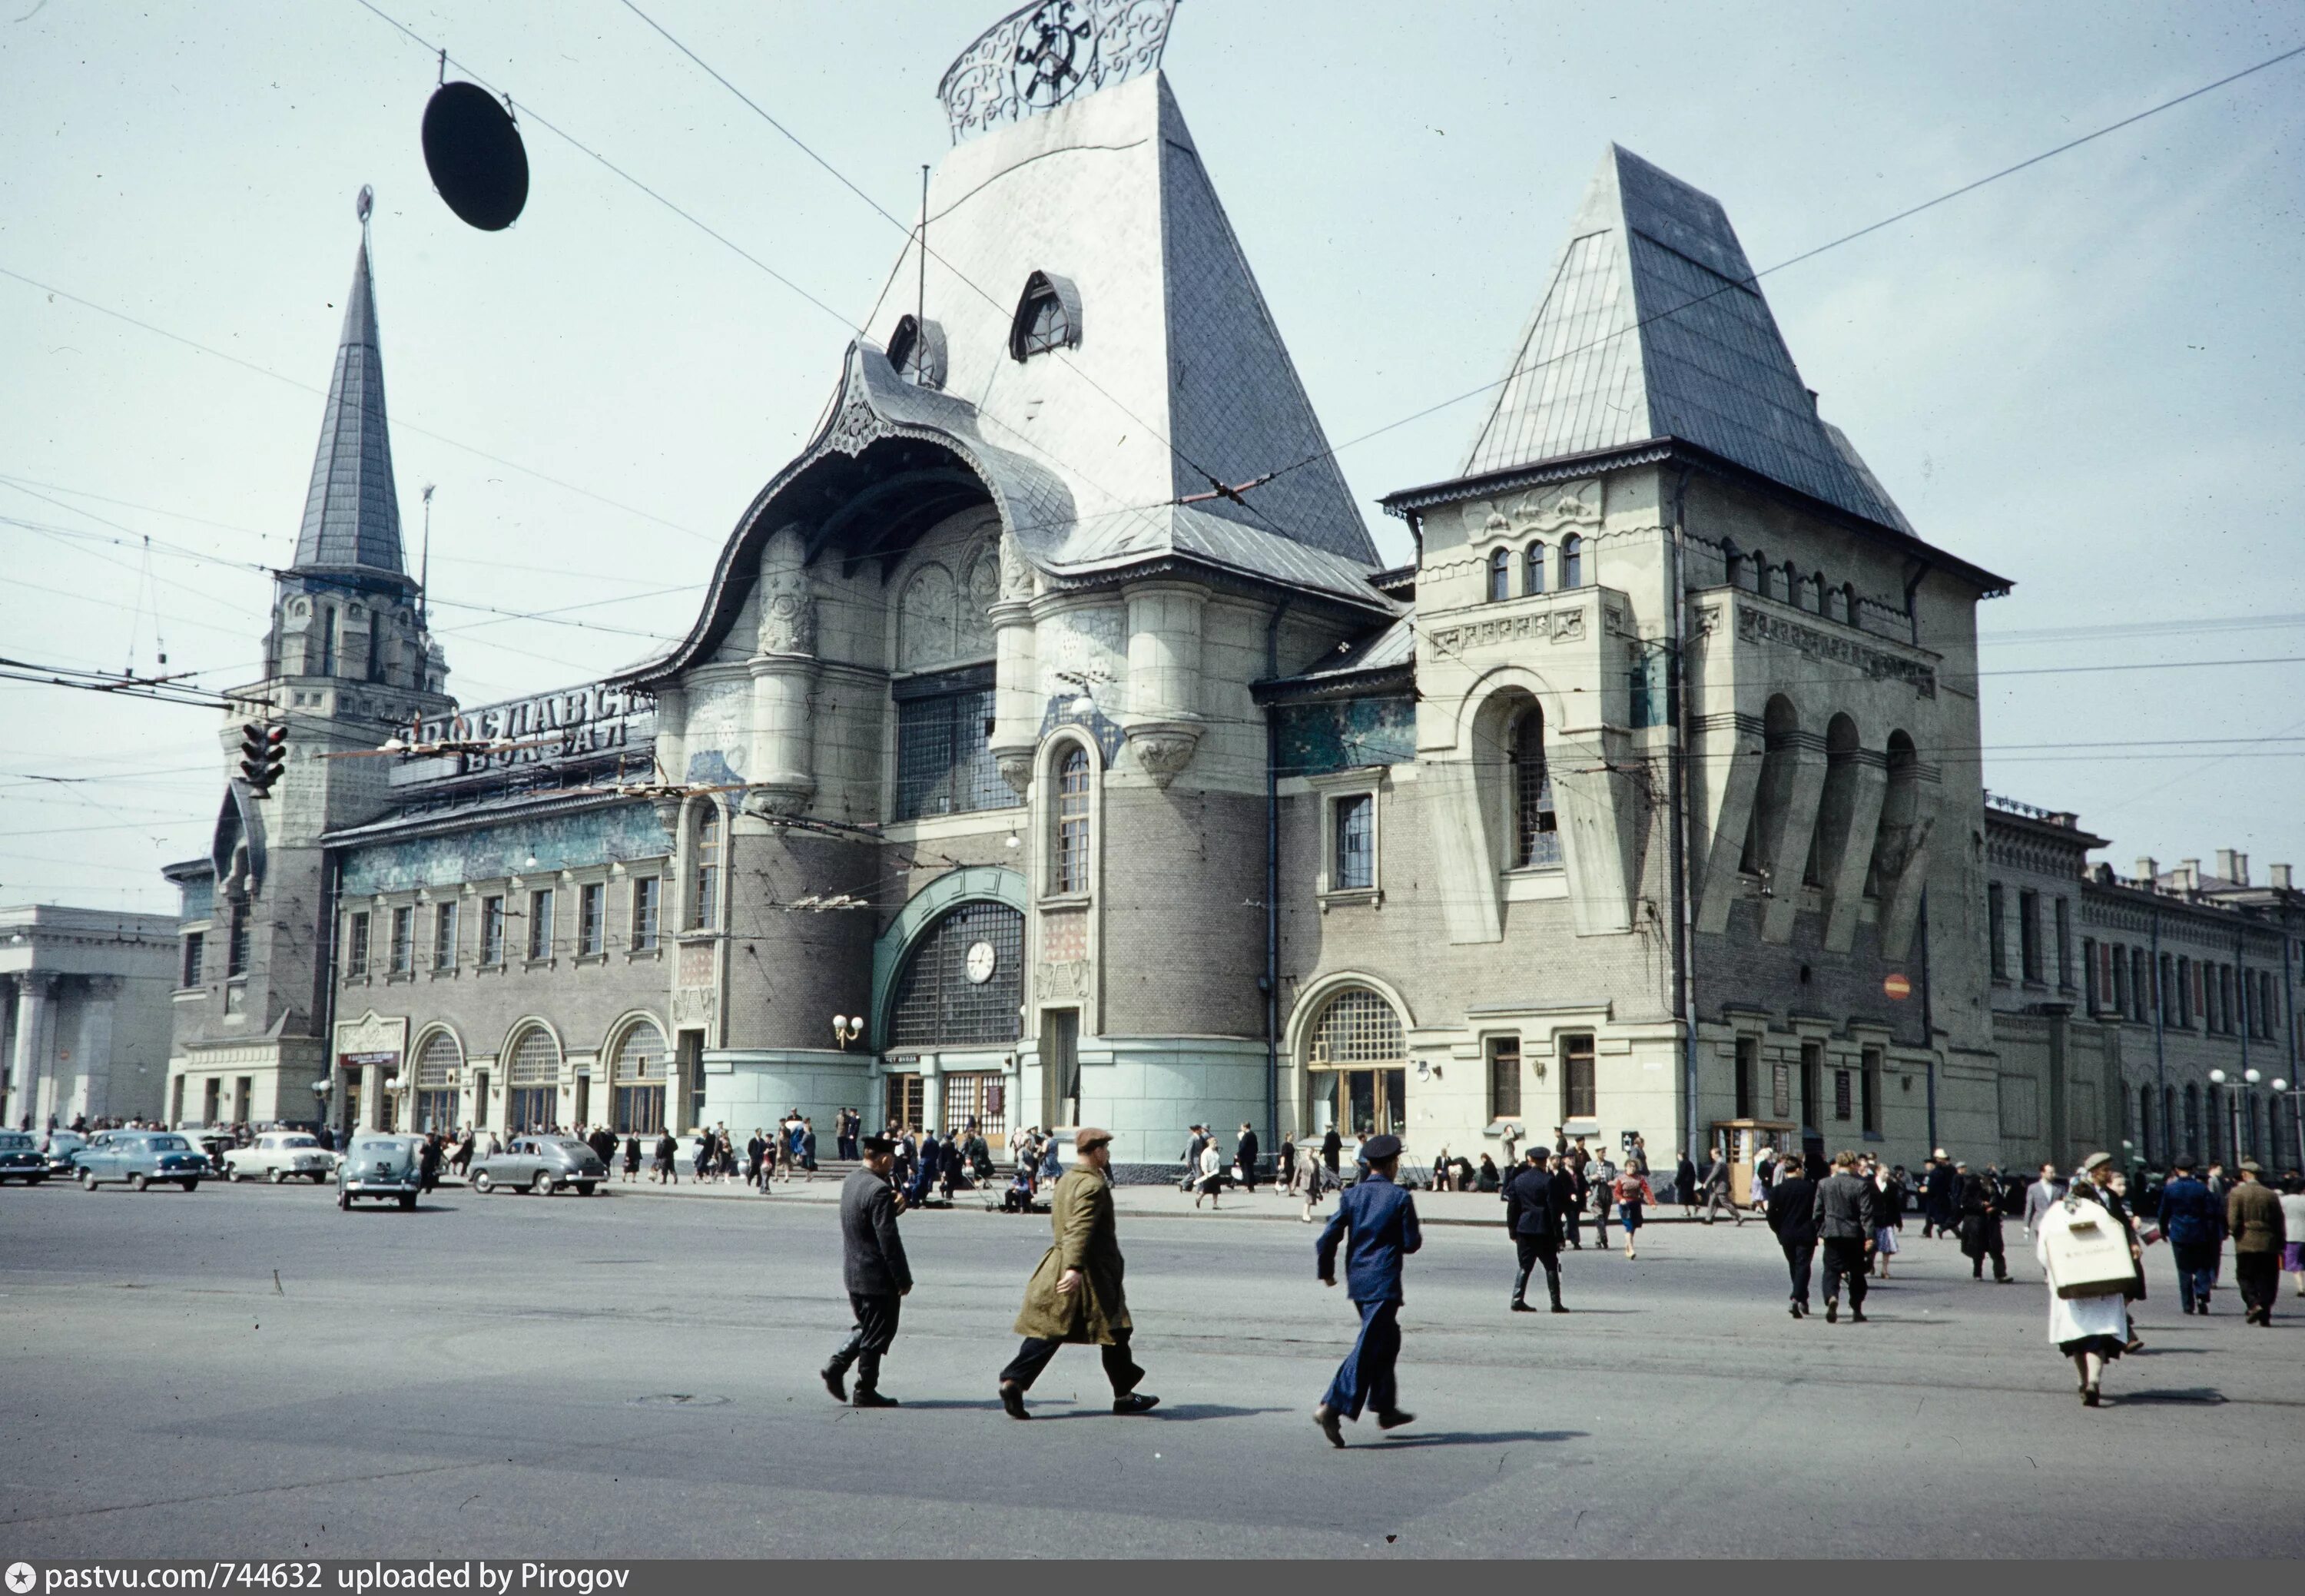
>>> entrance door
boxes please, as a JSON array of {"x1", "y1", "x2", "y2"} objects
[
  {"x1": 1043, "y1": 1009, "x2": 1080, "y2": 1127},
  {"x1": 884, "y1": 1073, "x2": 925, "y2": 1131},
  {"x1": 1309, "y1": 1068, "x2": 1408, "y2": 1139},
  {"x1": 573, "y1": 1075, "x2": 590, "y2": 1128},
  {"x1": 342, "y1": 1073, "x2": 363, "y2": 1138}
]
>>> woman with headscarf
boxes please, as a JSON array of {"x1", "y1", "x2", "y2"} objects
[{"x1": 2037, "y1": 1152, "x2": 2136, "y2": 1407}]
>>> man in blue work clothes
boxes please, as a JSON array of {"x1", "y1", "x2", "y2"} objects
[{"x1": 1313, "y1": 1133, "x2": 1422, "y2": 1447}]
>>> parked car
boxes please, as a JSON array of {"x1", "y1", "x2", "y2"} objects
[
  {"x1": 41, "y1": 1130, "x2": 91, "y2": 1174},
  {"x1": 225, "y1": 1130, "x2": 337, "y2": 1184},
  {"x1": 195, "y1": 1130, "x2": 238, "y2": 1169},
  {"x1": 0, "y1": 1130, "x2": 49, "y2": 1184},
  {"x1": 469, "y1": 1134, "x2": 608, "y2": 1196},
  {"x1": 77, "y1": 1132, "x2": 210, "y2": 1192},
  {"x1": 336, "y1": 1133, "x2": 424, "y2": 1209}
]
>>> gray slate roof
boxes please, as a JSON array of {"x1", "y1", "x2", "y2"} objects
[
  {"x1": 1461, "y1": 145, "x2": 1913, "y2": 535},
  {"x1": 293, "y1": 238, "x2": 406, "y2": 576},
  {"x1": 1260, "y1": 611, "x2": 1416, "y2": 694}
]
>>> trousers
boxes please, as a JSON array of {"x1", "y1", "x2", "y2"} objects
[
  {"x1": 1820, "y1": 1237, "x2": 1869, "y2": 1308},
  {"x1": 2234, "y1": 1253, "x2": 2278, "y2": 1319},
  {"x1": 1781, "y1": 1239, "x2": 1816, "y2": 1306},
  {"x1": 1000, "y1": 1329, "x2": 1143, "y2": 1395},
  {"x1": 2173, "y1": 1241, "x2": 2219, "y2": 1311},
  {"x1": 1320, "y1": 1297, "x2": 1402, "y2": 1422},
  {"x1": 1512, "y1": 1234, "x2": 1562, "y2": 1306},
  {"x1": 1702, "y1": 1189, "x2": 1743, "y2": 1225},
  {"x1": 826, "y1": 1292, "x2": 901, "y2": 1392}
]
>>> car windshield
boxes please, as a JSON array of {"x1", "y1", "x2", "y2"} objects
[
  {"x1": 0, "y1": 1133, "x2": 33, "y2": 1150},
  {"x1": 149, "y1": 1136, "x2": 189, "y2": 1151},
  {"x1": 274, "y1": 1136, "x2": 319, "y2": 1148}
]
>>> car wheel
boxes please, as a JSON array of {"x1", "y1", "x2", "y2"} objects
[
  {"x1": 268, "y1": 1167, "x2": 285, "y2": 1184},
  {"x1": 398, "y1": 1192, "x2": 416, "y2": 1211},
  {"x1": 337, "y1": 1189, "x2": 350, "y2": 1210},
  {"x1": 531, "y1": 1170, "x2": 556, "y2": 1196},
  {"x1": 473, "y1": 1171, "x2": 494, "y2": 1193},
  {"x1": 128, "y1": 1172, "x2": 148, "y2": 1192},
  {"x1": 575, "y1": 1182, "x2": 597, "y2": 1196},
  {"x1": 79, "y1": 1170, "x2": 95, "y2": 1190},
  {"x1": 181, "y1": 1179, "x2": 200, "y2": 1192},
  {"x1": 311, "y1": 1171, "x2": 329, "y2": 1183}
]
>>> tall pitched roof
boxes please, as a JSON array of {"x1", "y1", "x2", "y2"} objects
[
  {"x1": 1460, "y1": 144, "x2": 1912, "y2": 534},
  {"x1": 293, "y1": 237, "x2": 407, "y2": 577}
]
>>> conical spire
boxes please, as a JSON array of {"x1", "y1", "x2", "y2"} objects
[
  {"x1": 1460, "y1": 144, "x2": 1910, "y2": 533},
  {"x1": 292, "y1": 235, "x2": 406, "y2": 576}
]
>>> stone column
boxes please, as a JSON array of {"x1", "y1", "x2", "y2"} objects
[
  {"x1": 744, "y1": 524, "x2": 818, "y2": 817},
  {"x1": 1119, "y1": 582, "x2": 1207, "y2": 788},
  {"x1": 8, "y1": 977, "x2": 53, "y2": 1130},
  {"x1": 990, "y1": 534, "x2": 1040, "y2": 794}
]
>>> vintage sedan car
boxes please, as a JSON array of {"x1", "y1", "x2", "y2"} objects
[
  {"x1": 78, "y1": 1132, "x2": 209, "y2": 1191},
  {"x1": 225, "y1": 1130, "x2": 337, "y2": 1184},
  {"x1": 469, "y1": 1134, "x2": 608, "y2": 1196},
  {"x1": 0, "y1": 1130, "x2": 49, "y2": 1183},
  {"x1": 42, "y1": 1130, "x2": 91, "y2": 1174},
  {"x1": 337, "y1": 1133, "x2": 424, "y2": 1210}
]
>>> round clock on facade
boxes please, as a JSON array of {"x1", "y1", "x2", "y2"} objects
[{"x1": 963, "y1": 940, "x2": 997, "y2": 984}]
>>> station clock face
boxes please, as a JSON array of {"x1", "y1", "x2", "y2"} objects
[{"x1": 964, "y1": 940, "x2": 997, "y2": 984}]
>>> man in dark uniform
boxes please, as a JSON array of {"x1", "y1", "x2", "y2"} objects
[
  {"x1": 821, "y1": 1135, "x2": 911, "y2": 1408},
  {"x1": 1313, "y1": 1132, "x2": 1423, "y2": 1446},
  {"x1": 1766, "y1": 1153, "x2": 1820, "y2": 1317},
  {"x1": 1958, "y1": 1160, "x2": 2010, "y2": 1282},
  {"x1": 1922, "y1": 1150, "x2": 1958, "y2": 1239},
  {"x1": 1502, "y1": 1148, "x2": 1567, "y2": 1313},
  {"x1": 1235, "y1": 1122, "x2": 1260, "y2": 1193}
]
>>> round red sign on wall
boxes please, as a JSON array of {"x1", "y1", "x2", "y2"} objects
[{"x1": 1883, "y1": 973, "x2": 1913, "y2": 1000}]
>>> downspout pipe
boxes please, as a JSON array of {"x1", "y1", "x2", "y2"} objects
[
  {"x1": 1920, "y1": 888, "x2": 1937, "y2": 1152},
  {"x1": 2151, "y1": 905, "x2": 2165, "y2": 1162},
  {"x1": 1667, "y1": 466, "x2": 1700, "y2": 1166},
  {"x1": 319, "y1": 849, "x2": 343, "y2": 1140},
  {"x1": 1262, "y1": 599, "x2": 1293, "y2": 1177}
]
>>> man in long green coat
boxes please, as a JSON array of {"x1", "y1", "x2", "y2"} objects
[{"x1": 997, "y1": 1127, "x2": 1161, "y2": 1419}]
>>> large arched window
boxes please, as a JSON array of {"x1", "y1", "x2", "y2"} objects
[
  {"x1": 1511, "y1": 707, "x2": 1558, "y2": 868},
  {"x1": 689, "y1": 802, "x2": 721, "y2": 930},
  {"x1": 1560, "y1": 533, "x2": 1584, "y2": 589},
  {"x1": 1486, "y1": 547, "x2": 1511, "y2": 602},
  {"x1": 611, "y1": 1019, "x2": 668, "y2": 1135},
  {"x1": 412, "y1": 1030, "x2": 461, "y2": 1134},
  {"x1": 1009, "y1": 270, "x2": 1080, "y2": 360},
  {"x1": 506, "y1": 1026, "x2": 560, "y2": 1133},
  {"x1": 1305, "y1": 986, "x2": 1408, "y2": 1140},
  {"x1": 890, "y1": 901, "x2": 1024, "y2": 1047},
  {"x1": 1743, "y1": 695, "x2": 1800, "y2": 879},
  {"x1": 1052, "y1": 745, "x2": 1092, "y2": 894},
  {"x1": 1522, "y1": 542, "x2": 1546, "y2": 596}
]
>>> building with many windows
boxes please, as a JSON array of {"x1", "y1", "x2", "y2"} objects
[{"x1": 161, "y1": 1, "x2": 2303, "y2": 1180}]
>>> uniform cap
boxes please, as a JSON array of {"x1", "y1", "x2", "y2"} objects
[
  {"x1": 1361, "y1": 1133, "x2": 1403, "y2": 1163},
  {"x1": 859, "y1": 1134, "x2": 894, "y2": 1156}
]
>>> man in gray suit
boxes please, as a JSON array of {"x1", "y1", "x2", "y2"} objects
[
  {"x1": 821, "y1": 1134, "x2": 912, "y2": 1408},
  {"x1": 1812, "y1": 1149, "x2": 1878, "y2": 1324}
]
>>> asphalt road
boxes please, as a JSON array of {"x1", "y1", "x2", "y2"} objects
[{"x1": 2, "y1": 1176, "x2": 2298, "y2": 1558}]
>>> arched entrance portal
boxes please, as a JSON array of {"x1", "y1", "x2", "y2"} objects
[
  {"x1": 1304, "y1": 986, "x2": 1409, "y2": 1141},
  {"x1": 884, "y1": 899, "x2": 1023, "y2": 1136}
]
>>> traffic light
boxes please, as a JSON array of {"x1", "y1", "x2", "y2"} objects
[{"x1": 238, "y1": 722, "x2": 288, "y2": 798}]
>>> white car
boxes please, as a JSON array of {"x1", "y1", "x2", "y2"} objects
[{"x1": 224, "y1": 1130, "x2": 337, "y2": 1184}]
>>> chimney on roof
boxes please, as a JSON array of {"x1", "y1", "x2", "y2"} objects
[
  {"x1": 2048, "y1": 811, "x2": 2078, "y2": 829},
  {"x1": 2137, "y1": 857, "x2": 2158, "y2": 883},
  {"x1": 2178, "y1": 858, "x2": 2201, "y2": 891},
  {"x1": 2216, "y1": 848, "x2": 2238, "y2": 883},
  {"x1": 2273, "y1": 864, "x2": 2293, "y2": 891},
  {"x1": 2236, "y1": 852, "x2": 2249, "y2": 885}
]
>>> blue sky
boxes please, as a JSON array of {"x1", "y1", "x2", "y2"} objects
[{"x1": 3, "y1": 0, "x2": 2302, "y2": 911}]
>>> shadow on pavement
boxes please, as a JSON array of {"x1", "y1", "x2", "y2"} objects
[
  {"x1": 2115, "y1": 1387, "x2": 2228, "y2": 1405},
  {"x1": 1365, "y1": 1428, "x2": 1588, "y2": 1449}
]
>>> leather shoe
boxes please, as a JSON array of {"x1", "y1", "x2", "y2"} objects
[
  {"x1": 851, "y1": 1388, "x2": 899, "y2": 1409},
  {"x1": 1825, "y1": 1300, "x2": 1838, "y2": 1323},
  {"x1": 1314, "y1": 1405, "x2": 1345, "y2": 1448},
  {"x1": 1375, "y1": 1409, "x2": 1415, "y2": 1431},
  {"x1": 998, "y1": 1382, "x2": 1030, "y2": 1421},
  {"x1": 1849, "y1": 1309, "x2": 1868, "y2": 1324},
  {"x1": 1510, "y1": 1301, "x2": 1536, "y2": 1312},
  {"x1": 1112, "y1": 1392, "x2": 1161, "y2": 1415},
  {"x1": 819, "y1": 1365, "x2": 847, "y2": 1403}
]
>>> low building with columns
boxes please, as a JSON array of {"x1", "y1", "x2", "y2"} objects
[
  {"x1": 167, "y1": 0, "x2": 2289, "y2": 1184},
  {"x1": 3, "y1": 905, "x2": 179, "y2": 1130}
]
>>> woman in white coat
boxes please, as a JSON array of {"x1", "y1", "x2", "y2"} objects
[
  {"x1": 2036, "y1": 1151, "x2": 2133, "y2": 1408},
  {"x1": 1194, "y1": 1139, "x2": 1225, "y2": 1209}
]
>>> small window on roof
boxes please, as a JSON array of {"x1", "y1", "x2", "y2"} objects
[
  {"x1": 1009, "y1": 270, "x2": 1081, "y2": 361},
  {"x1": 886, "y1": 314, "x2": 947, "y2": 390}
]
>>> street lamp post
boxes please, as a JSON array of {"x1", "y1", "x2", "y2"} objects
[{"x1": 2208, "y1": 1068, "x2": 2259, "y2": 1164}]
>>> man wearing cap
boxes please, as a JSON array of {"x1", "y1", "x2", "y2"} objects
[
  {"x1": 821, "y1": 1135, "x2": 911, "y2": 1408},
  {"x1": 1958, "y1": 1160, "x2": 2011, "y2": 1282},
  {"x1": 2226, "y1": 1160, "x2": 2287, "y2": 1326},
  {"x1": 998, "y1": 1128, "x2": 1159, "y2": 1419},
  {"x1": 1313, "y1": 1132, "x2": 1423, "y2": 1445},
  {"x1": 2157, "y1": 1156, "x2": 2221, "y2": 1314},
  {"x1": 1502, "y1": 1146, "x2": 1567, "y2": 1313},
  {"x1": 1922, "y1": 1150, "x2": 1959, "y2": 1239}
]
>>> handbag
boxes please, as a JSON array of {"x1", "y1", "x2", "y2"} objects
[{"x1": 2041, "y1": 1199, "x2": 2136, "y2": 1299}]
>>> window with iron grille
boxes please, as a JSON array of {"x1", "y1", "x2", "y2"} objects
[
  {"x1": 941, "y1": 1072, "x2": 1007, "y2": 1139},
  {"x1": 894, "y1": 668, "x2": 1010, "y2": 821},
  {"x1": 1332, "y1": 793, "x2": 1374, "y2": 891},
  {"x1": 1053, "y1": 745, "x2": 1092, "y2": 894},
  {"x1": 389, "y1": 906, "x2": 413, "y2": 975},
  {"x1": 631, "y1": 877, "x2": 660, "y2": 951},
  {"x1": 1560, "y1": 1033, "x2": 1596, "y2": 1119},
  {"x1": 528, "y1": 888, "x2": 554, "y2": 961},
  {"x1": 433, "y1": 901, "x2": 458, "y2": 970},
  {"x1": 691, "y1": 806, "x2": 721, "y2": 929},
  {"x1": 890, "y1": 901, "x2": 1024, "y2": 1047},
  {"x1": 343, "y1": 911, "x2": 366, "y2": 978},
  {"x1": 480, "y1": 895, "x2": 506, "y2": 966},
  {"x1": 1308, "y1": 987, "x2": 1405, "y2": 1065},
  {"x1": 612, "y1": 1020, "x2": 668, "y2": 1134},
  {"x1": 579, "y1": 882, "x2": 605, "y2": 957},
  {"x1": 1511, "y1": 708, "x2": 1560, "y2": 868}
]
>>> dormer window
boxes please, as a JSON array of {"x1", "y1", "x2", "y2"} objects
[
  {"x1": 1009, "y1": 270, "x2": 1081, "y2": 361},
  {"x1": 886, "y1": 314, "x2": 947, "y2": 390}
]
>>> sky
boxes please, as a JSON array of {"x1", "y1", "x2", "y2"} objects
[{"x1": 2, "y1": 0, "x2": 2302, "y2": 914}]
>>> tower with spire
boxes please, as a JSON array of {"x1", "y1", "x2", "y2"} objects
[{"x1": 167, "y1": 201, "x2": 453, "y2": 1131}]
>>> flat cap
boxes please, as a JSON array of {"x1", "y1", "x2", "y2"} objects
[
  {"x1": 859, "y1": 1134, "x2": 894, "y2": 1156},
  {"x1": 1361, "y1": 1133, "x2": 1403, "y2": 1163},
  {"x1": 2238, "y1": 1157, "x2": 2263, "y2": 1174},
  {"x1": 1075, "y1": 1126, "x2": 1114, "y2": 1151},
  {"x1": 2079, "y1": 1150, "x2": 2114, "y2": 1173}
]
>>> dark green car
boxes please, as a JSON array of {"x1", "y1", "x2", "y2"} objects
[
  {"x1": 0, "y1": 1130, "x2": 48, "y2": 1184},
  {"x1": 337, "y1": 1133, "x2": 425, "y2": 1210}
]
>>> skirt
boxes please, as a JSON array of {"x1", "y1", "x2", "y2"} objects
[
  {"x1": 2282, "y1": 1242, "x2": 2305, "y2": 1272},
  {"x1": 1199, "y1": 1173, "x2": 1223, "y2": 1196},
  {"x1": 1874, "y1": 1225, "x2": 1900, "y2": 1255},
  {"x1": 2056, "y1": 1333, "x2": 2126, "y2": 1361},
  {"x1": 1619, "y1": 1201, "x2": 1643, "y2": 1233}
]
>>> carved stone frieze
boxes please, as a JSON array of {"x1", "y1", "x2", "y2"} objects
[
  {"x1": 1735, "y1": 606, "x2": 1936, "y2": 697},
  {"x1": 1424, "y1": 606, "x2": 1587, "y2": 656},
  {"x1": 823, "y1": 393, "x2": 892, "y2": 457}
]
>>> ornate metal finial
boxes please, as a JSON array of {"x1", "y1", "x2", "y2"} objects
[
  {"x1": 937, "y1": 0, "x2": 1177, "y2": 143},
  {"x1": 356, "y1": 184, "x2": 374, "y2": 224}
]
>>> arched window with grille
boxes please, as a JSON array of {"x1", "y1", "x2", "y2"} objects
[
  {"x1": 1486, "y1": 547, "x2": 1511, "y2": 602},
  {"x1": 1560, "y1": 533, "x2": 1584, "y2": 589},
  {"x1": 890, "y1": 901, "x2": 1024, "y2": 1048},
  {"x1": 1052, "y1": 745, "x2": 1092, "y2": 894},
  {"x1": 412, "y1": 1030, "x2": 461, "y2": 1133},
  {"x1": 1510, "y1": 706, "x2": 1559, "y2": 868},
  {"x1": 689, "y1": 802, "x2": 721, "y2": 930},
  {"x1": 506, "y1": 1026, "x2": 560, "y2": 1133},
  {"x1": 1305, "y1": 986, "x2": 1408, "y2": 1141},
  {"x1": 611, "y1": 1019, "x2": 668, "y2": 1135}
]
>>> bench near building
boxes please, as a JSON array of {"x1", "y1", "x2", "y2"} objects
[{"x1": 161, "y1": 0, "x2": 2303, "y2": 1180}]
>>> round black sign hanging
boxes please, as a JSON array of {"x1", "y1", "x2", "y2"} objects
[{"x1": 421, "y1": 81, "x2": 529, "y2": 231}]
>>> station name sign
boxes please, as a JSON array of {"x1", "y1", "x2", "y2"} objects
[{"x1": 410, "y1": 683, "x2": 656, "y2": 778}]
